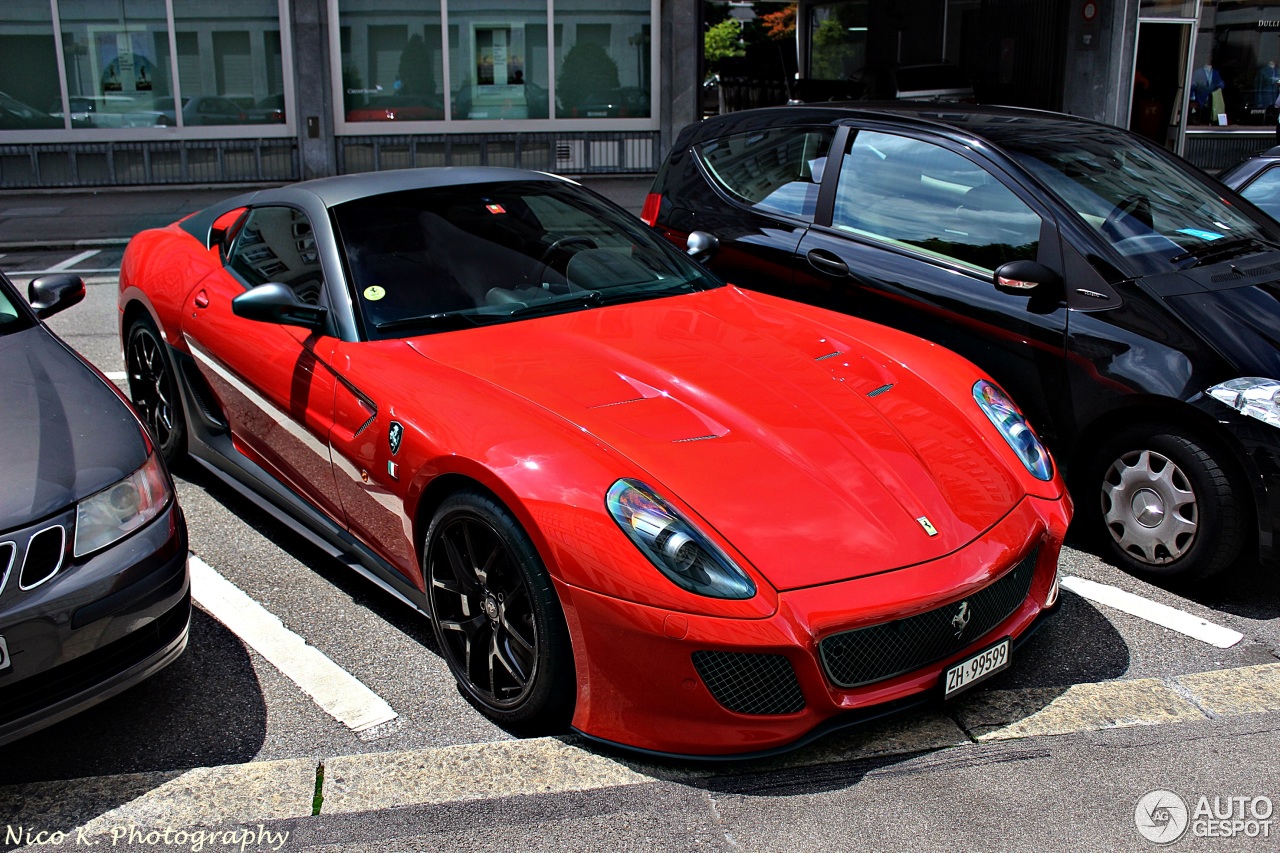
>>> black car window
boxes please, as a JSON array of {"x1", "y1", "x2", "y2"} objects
[
  {"x1": 0, "y1": 280, "x2": 32, "y2": 334},
  {"x1": 694, "y1": 126, "x2": 835, "y2": 221},
  {"x1": 832, "y1": 131, "x2": 1041, "y2": 273},
  {"x1": 1238, "y1": 166, "x2": 1280, "y2": 222},
  {"x1": 228, "y1": 206, "x2": 325, "y2": 304}
]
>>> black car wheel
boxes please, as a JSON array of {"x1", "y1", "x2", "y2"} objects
[
  {"x1": 1091, "y1": 425, "x2": 1244, "y2": 582},
  {"x1": 425, "y1": 489, "x2": 574, "y2": 732},
  {"x1": 125, "y1": 317, "x2": 187, "y2": 465}
]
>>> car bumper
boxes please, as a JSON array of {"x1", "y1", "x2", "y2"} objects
[
  {"x1": 0, "y1": 501, "x2": 190, "y2": 747},
  {"x1": 559, "y1": 495, "x2": 1069, "y2": 757}
]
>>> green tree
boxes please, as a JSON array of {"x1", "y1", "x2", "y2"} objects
[
  {"x1": 398, "y1": 34, "x2": 435, "y2": 96},
  {"x1": 557, "y1": 42, "x2": 620, "y2": 115},
  {"x1": 705, "y1": 19, "x2": 745, "y2": 65}
]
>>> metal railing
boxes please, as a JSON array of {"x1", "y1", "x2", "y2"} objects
[
  {"x1": 337, "y1": 131, "x2": 660, "y2": 176},
  {"x1": 0, "y1": 139, "x2": 300, "y2": 188}
]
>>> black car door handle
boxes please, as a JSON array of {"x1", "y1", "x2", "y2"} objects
[{"x1": 806, "y1": 249, "x2": 849, "y2": 277}]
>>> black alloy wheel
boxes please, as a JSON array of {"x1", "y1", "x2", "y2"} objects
[
  {"x1": 426, "y1": 489, "x2": 574, "y2": 732},
  {"x1": 126, "y1": 317, "x2": 187, "y2": 465},
  {"x1": 1090, "y1": 424, "x2": 1245, "y2": 584}
]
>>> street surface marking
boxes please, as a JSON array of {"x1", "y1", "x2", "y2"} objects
[
  {"x1": 44, "y1": 249, "x2": 101, "y2": 271},
  {"x1": 10, "y1": 267, "x2": 121, "y2": 275},
  {"x1": 104, "y1": 371, "x2": 126, "y2": 380},
  {"x1": 189, "y1": 555, "x2": 398, "y2": 732},
  {"x1": 1061, "y1": 575, "x2": 1243, "y2": 648}
]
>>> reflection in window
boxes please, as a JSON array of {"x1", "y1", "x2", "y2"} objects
[
  {"x1": 695, "y1": 126, "x2": 835, "y2": 221},
  {"x1": 1239, "y1": 167, "x2": 1280, "y2": 222},
  {"x1": 451, "y1": 5, "x2": 549, "y2": 120},
  {"x1": 833, "y1": 131, "x2": 1040, "y2": 272},
  {"x1": 172, "y1": 1, "x2": 287, "y2": 126},
  {"x1": 339, "y1": 1, "x2": 446, "y2": 122},
  {"x1": 230, "y1": 207, "x2": 324, "y2": 303},
  {"x1": 0, "y1": 2, "x2": 61, "y2": 129},
  {"x1": 809, "y1": 1, "x2": 865, "y2": 81},
  {"x1": 1191, "y1": 4, "x2": 1280, "y2": 128},
  {"x1": 554, "y1": 0, "x2": 651, "y2": 119}
]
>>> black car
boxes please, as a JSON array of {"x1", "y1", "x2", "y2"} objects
[
  {"x1": 0, "y1": 271, "x2": 189, "y2": 746},
  {"x1": 644, "y1": 103, "x2": 1280, "y2": 584}
]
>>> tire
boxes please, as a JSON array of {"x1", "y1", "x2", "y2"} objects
[
  {"x1": 425, "y1": 489, "x2": 575, "y2": 733},
  {"x1": 1086, "y1": 424, "x2": 1245, "y2": 584},
  {"x1": 125, "y1": 316, "x2": 188, "y2": 466}
]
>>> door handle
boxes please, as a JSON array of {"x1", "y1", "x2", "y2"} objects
[
  {"x1": 193, "y1": 290, "x2": 209, "y2": 309},
  {"x1": 806, "y1": 249, "x2": 849, "y2": 277}
]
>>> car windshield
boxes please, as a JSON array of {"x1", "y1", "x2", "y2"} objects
[
  {"x1": 1000, "y1": 127, "x2": 1279, "y2": 275},
  {"x1": 334, "y1": 180, "x2": 722, "y2": 339}
]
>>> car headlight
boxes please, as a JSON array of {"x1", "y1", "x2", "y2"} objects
[
  {"x1": 1207, "y1": 377, "x2": 1280, "y2": 429},
  {"x1": 74, "y1": 452, "x2": 171, "y2": 557},
  {"x1": 605, "y1": 479, "x2": 755, "y2": 599},
  {"x1": 973, "y1": 380, "x2": 1053, "y2": 481}
]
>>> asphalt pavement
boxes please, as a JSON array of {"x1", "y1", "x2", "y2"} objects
[{"x1": 0, "y1": 175, "x2": 654, "y2": 250}]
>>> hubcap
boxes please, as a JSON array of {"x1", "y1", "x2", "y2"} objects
[
  {"x1": 429, "y1": 516, "x2": 538, "y2": 710},
  {"x1": 1101, "y1": 449, "x2": 1198, "y2": 565}
]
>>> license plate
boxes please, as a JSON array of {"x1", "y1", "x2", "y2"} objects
[
  {"x1": 943, "y1": 638, "x2": 1009, "y2": 699},
  {"x1": 0, "y1": 636, "x2": 9, "y2": 672}
]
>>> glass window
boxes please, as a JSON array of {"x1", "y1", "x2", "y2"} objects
[
  {"x1": 171, "y1": 1, "x2": 287, "y2": 126},
  {"x1": 338, "y1": 1, "x2": 446, "y2": 122},
  {"x1": 809, "y1": 1, "x2": 865, "y2": 81},
  {"x1": 695, "y1": 126, "x2": 835, "y2": 222},
  {"x1": 334, "y1": 181, "x2": 718, "y2": 340},
  {"x1": 1238, "y1": 166, "x2": 1280, "y2": 221},
  {"x1": 1191, "y1": 4, "x2": 1280, "y2": 127},
  {"x1": 554, "y1": 0, "x2": 651, "y2": 119},
  {"x1": 0, "y1": 278, "x2": 33, "y2": 334},
  {"x1": 230, "y1": 207, "x2": 325, "y2": 304},
  {"x1": 832, "y1": 131, "x2": 1041, "y2": 272},
  {"x1": 999, "y1": 124, "x2": 1276, "y2": 274},
  {"x1": 1, "y1": 2, "x2": 72, "y2": 129},
  {"x1": 57, "y1": 1, "x2": 172, "y2": 129},
  {"x1": 451, "y1": 5, "x2": 548, "y2": 120}
]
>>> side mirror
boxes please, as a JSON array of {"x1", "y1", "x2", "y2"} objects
[
  {"x1": 232, "y1": 282, "x2": 327, "y2": 330},
  {"x1": 685, "y1": 230, "x2": 720, "y2": 263},
  {"x1": 993, "y1": 260, "x2": 1062, "y2": 297},
  {"x1": 210, "y1": 207, "x2": 247, "y2": 259},
  {"x1": 27, "y1": 273, "x2": 86, "y2": 319}
]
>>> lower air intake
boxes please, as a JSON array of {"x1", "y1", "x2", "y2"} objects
[{"x1": 691, "y1": 650, "x2": 805, "y2": 715}]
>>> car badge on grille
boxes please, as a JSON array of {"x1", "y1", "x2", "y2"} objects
[
  {"x1": 951, "y1": 601, "x2": 971, "y2": 638},
  {"x1": 917, "y1": 516, "x2": 938, "y2": 536},
  {"x1": 388, "y1": 421, "x2": 403, "y2": 455}
]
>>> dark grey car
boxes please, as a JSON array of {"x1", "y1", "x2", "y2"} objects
[{"x1": 0, "y1": 271, "x2": 189, "y2": 746}]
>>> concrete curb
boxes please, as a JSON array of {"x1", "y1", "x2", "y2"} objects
[{"x1": 3, "y1": 661, "x2": 1278, "y2": 848}]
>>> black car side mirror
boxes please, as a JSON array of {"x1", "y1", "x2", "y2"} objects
[
  {"x1": 232, "y1": 282, "x2": 327, "y2": 330},
  {"x1": 27, "y1": 273, "x2": 86, "y2": 319},
  {"x1": 686, "y1": 230, "x2": 719, "y2": 263},
  {"x1": 993, "y1": 260, "x2": 1062, "y2": 297}
]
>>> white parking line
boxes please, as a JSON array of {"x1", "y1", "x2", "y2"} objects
[
  {"x1": 105, "y1": 371, "x2": 126, "y2": 380},
  {"x1": 189, "y1": 556, "x2": 399, "y2": 732},
  {"x1": 1061, "y1": 576, "x2": 1244, "y2": 649},
  {"x1": 44, "y1": 249, "x2": 101, "y2": 272}
]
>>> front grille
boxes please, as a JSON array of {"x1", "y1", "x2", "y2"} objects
[
  {"x1": 19, "y1": 525, "x2": 66, "y2": 590},
  {"x1": 692, "y1": 650, "x2": 805, "y2": 715},
  {"x1": 819, "y1": 548, "x2": 1038, "y2": 689},
  {"x1": 0, "y1": 592, "x2": 189, "y2": 727}
]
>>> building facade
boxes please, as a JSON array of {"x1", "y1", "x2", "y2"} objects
[
  {"x1": 0, "y1": 0, "x2": 698, "y2": 187},
  {"x1": 2, "y1": 1, "x2": 1274, "y2": 188}
]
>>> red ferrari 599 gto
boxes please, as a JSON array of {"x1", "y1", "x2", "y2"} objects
[{"x1": 119, "y1": 167, "x2": 1071, "y2": 756}]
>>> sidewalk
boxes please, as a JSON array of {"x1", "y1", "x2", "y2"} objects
[{"x1": 0, "y1": 175, "x2": 653, "y2": 251}]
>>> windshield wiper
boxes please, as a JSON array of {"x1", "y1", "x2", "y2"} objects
[
  {"x1": 1170, "y1": 236, "x2": 1280, "y2": 266},
  {"x1": 506, "y1": 290, "x2": 605, "y2": 317},
  {"x1": 374, "y1": 311, "x2": 481, "y2": 332}
]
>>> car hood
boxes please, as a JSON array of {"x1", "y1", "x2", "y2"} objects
[
  {"x1": 1161, "y1": 278, "x2": 1280, "y2": 377},
  {"x1": 0, "y1": 326, "x2": 148, "y2": 524},
  {"x1": 408, "y1": 289, "x2": 1026, "y2": 590}
]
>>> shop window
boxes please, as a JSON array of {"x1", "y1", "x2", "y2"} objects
[
  {"x1": 339, "y1": 1, "x2": 447, "y2": 122},
  {"x1": 172, "y1": 0, "x2": 287, "y2": 126},
  {"x1": 0, "y1": 2, "x2": 61, "y2": 129},
  {"x1": 450, "y1": 9, "x2": 549, "y2": 120},
  {"x1": 554, "y1": 0, "x2": 651, "y2": 119},
  {"x1": 1191, "y1": 4, "x2": 1280, "y2": 128}
]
